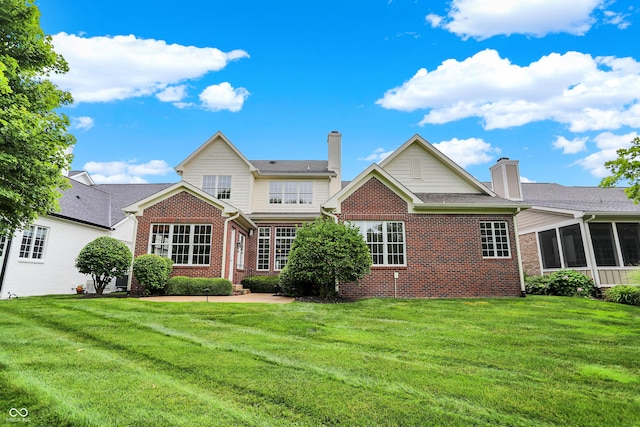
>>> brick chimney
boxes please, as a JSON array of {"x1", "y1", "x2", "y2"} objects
[
  {"x1": 490, "y1": 157, "x2": 523, "y2": 201},
  {"x1": 328, "y1": 131, "x2": 342, "y2": 196}
]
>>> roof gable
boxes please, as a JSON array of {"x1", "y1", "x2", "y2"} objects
[
  {"x1": 379, "y1": 134, "x2": 495, "y2": 195},
  {"x1": 323, "y1": 164, "x2": 422, "y2": 212},
  {"x1": 174, "y1": 131, "x2": 256, "y2": 174}
]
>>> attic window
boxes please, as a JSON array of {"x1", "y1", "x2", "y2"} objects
[{"x1": 202, "y1": 175, "x2": 231, "y2": 199}]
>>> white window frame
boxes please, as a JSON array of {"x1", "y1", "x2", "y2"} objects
[
  {"x1": 354, "y1": 221, "x2": 406, "y2": 266},
  {"x1": 257, "y1": 227, "x2": 271, "y2": 271},
  {"x1": 269, "y1": 181, "x2": 312, "y2": 205},
  {"x1": 149, "y1": 224, "x2": 212, "y2": 266},
  {"x1": 202, "y1": 175, "x2": 231, "y2": 199},
  {"x1": 480, "y1": 221, "x2": 511, "y2": 258},
  {"x1": 18, "y1": 225, "x2": 49, "y2": 261},
  {"x1": 274, "y1": 227, "x2": 297, "y2": 270}
]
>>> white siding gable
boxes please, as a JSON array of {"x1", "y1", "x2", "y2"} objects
[
  {"x1": 180, "y1": 137, "x2": 254, "y2": 213},
  {"x1": 382, "y1": 142, "x2": 482, "y2": 194}
]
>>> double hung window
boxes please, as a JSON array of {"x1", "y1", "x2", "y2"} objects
[
  {"x1": 354, "y1": 221, "x2": 406, "y2": 266},
  {"x1": 19, "y1": 225, "x2": 48, "y2": 260},
  {"x1": 202, "y1": 175, "x2": 231, "y2": 199}
]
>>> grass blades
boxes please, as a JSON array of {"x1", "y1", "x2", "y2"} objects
[{"x1": 0, "y1": 295, "x2": 638, "y2": 426}]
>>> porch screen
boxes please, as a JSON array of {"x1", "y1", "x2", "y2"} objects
[{"x1": 588, "y1": 223, "x2": 618, "y2": 266}]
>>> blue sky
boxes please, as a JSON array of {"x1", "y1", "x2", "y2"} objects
[{"x1": 38, "y1": 0, "x2": 640, "y2": 186}]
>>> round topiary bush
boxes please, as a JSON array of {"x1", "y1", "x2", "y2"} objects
[
  {"x1": 133, "y1": 254, "x2": 173, "y2": 294},
  {"x1": 75, "y1": 236, "x2": 132, "y2": 295}
]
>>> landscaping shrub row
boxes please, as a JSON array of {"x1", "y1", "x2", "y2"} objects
[
  {"x1": 604, "y1": 285, "x2": 640, "y2": 306},
  {"x1": 240, "y1": 275, "x2": 280, "y2": 293},
  {"x1": 165, "y1": 276, "x2": 232, "y2": 296},
  {"x1": 525, "y1": 270, "x2": 595, "y2": 297}
]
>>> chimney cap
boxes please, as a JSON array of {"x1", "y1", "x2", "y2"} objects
[
  {"x1": 330, "y1": 130, "x2": 340, "y2": 134},
  {"x1": 497, "y1": 157, "x2": 510, "y2": 161}
]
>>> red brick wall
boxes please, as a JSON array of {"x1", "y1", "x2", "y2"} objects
[
  {"x1": 519, "y1": 232, "x2": 541, "y2": 276},
  {"x1": 131, "y1": 191, "x2": 227, "y2": 292},
  {"x1": 337, "y1": 177, "x2": 522, "y2": 298}
]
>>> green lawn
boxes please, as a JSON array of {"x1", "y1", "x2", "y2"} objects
[{"x1": 0, "y1": 295, "x2": 638, "y2": 426}]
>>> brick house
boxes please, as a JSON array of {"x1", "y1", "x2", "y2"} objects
[{"x1": 125, "y1": 131, "x2": 527, "y2": 298}]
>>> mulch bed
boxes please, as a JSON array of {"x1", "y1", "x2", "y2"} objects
[{"x1": 294, "y1": 295, "x2": 354, "y2": 304}]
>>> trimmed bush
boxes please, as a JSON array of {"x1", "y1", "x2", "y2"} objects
[
  {"x1": 75, "y1": 237, "x2": 132, "y2": 295},
  {"x1": 525, "y1": 270, "x2": 595, "y2": 297},
  {"x1": 133, "y1": 254, "x2": 173, "y2": 294},
  {"x1": 241, "y1": 276, "x2": 281, "y2": 293},
  {"x1": 604, "y1": 285, "x2": 640, "y2": 306},
  {"x1": 164, "y1": 276, "x2": 232, "y2": 296}
]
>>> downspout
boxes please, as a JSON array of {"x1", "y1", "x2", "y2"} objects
[
  {"x1": 321, "y1": 207, "x2": 338, "y2": 223},
  {"x1": 513, "y1": 208, "x2": 527, "y2": 297},
  {"x1": 126, "y1": 213, "x2": 139, "y2": 292},
  {"x1": 221, "y1": 212, "x2": 240, "y2": 280},
  {"x1": 0, "y1": 236, "x2": 14, "y2": 297},
  {"x1": 583, "y1": 214, "x2": 601, "y2": 296}
]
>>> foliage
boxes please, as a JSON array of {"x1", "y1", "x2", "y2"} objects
[
  {"x1": 626, "y1": 268, "x2": 640, "y2": 285},
  {"x1": 241, "y1": 275, "x2": 281, "y2": 293},
  {"x1": 132, "y1": 254, "x2": 173, "y2": 294},
  {"x1": 1, "y1": 296, "x2": 639, "y2": 426},
  {"x1": 0, "y1": 0, "x2": 75, "y2": 236},
  {"x1": 164, "y1": 276, "x2": 232, "y2": 296},
  {"x1": 600, "y1": 137, "x2": 640, "y2": 202},
  {"x1": 604, "y1": 285, "x2": 640, "y2": 306},
  {"x1": 279, "y1": 218, "x2": 371, "y2": 297},
  {"x1": 75, "y1": 237, "x2": 132, "y2": 295},
  {"x1": 525, "y1": 270, "x2": 595, "y2": 297}
]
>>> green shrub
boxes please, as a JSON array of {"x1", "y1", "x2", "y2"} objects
[
  {"x1": 165, "y1": 276, "x2": 232, "y2": 296},
  {"x1": 75, "y1": 237, "x2": 132, "y2": 295},
  {"x1": 241, "y1": 276, "x2": 281, "y2": 293},
  {"x1": 604, "y1": 285, "x2": 640, "y2": 306},
  {"x1": 524, "y1": 275, "x2": 550, "y2": 295},
  {"x1": 279, "y1": 266, "x2": 317, "y2": 297},
  {"x1": 133, "y1": 254, "x2": 173, "y2": 294},
  {"x1": 525, "y1": 270, "x2": 595, "y2": 297}
]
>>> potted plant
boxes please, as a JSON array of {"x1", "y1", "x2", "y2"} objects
[{"x1": 76, "y1": 285, "x2": 84, "y2": 294}]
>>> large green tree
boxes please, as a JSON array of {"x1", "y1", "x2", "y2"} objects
[
  {"x1": 600, "y1": 137, "x2": 640, "y2": 202},
  {"x1": 280, "y1": 217, "x2": 372, "y2": 297},
  {"x1": 0, "y1": 0, "x2": 75, "y2": 236}
]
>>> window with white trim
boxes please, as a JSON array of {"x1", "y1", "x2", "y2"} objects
[
  {"x1": 274, "y1": 227, "x2": 296, "y2": 270},
  {"x1": 354, "y1": 221, "x2": 406, "y2": 266},
  {"x1": 202, "y1": 175, "x2": 231, "y2": 199},
  {"x1": 257, "y1": 227, "x2": 271, "y2": 270},
  {"x1": 19, "y1": 225, "x2": 48, "y2": 260},
  {"x1": 149, "y1": 224, "x2": 212, "y2": 265},
  {"x1": 236, "y1": 234, "x2": 245, "y2": 270},
  {"x1": 480, "y1": 221, "x2": 511, "y2": 258},
  {"x1": 269, "y1": 181, "x2": 312, "y2": 204}
]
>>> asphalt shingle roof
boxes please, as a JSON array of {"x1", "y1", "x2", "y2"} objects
[
  {"x1": 415, "y1": 193, "x2": 526, "y2": 206},
  {"x1": 54, "y1": 179, "x2": 174, "y2": 228},
  {"x1": 521, "y1": 183, "x2": 640, "y2": 213},
  {"x1": 250, "y1": 160, "x2": 334, "y2": 175}
]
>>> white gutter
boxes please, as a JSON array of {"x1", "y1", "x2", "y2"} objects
[
  {"x1": 221, "y1": 212, "x2": 240, "y2": 279},
  {"x1": 321, "y1": 207, "x2": 338, "y2": 223},
  {"x1": 513, "y1": 208, "x2": 526, "y2": 297}
]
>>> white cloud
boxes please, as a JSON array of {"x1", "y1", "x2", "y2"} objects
[
  {"x1": 83, "y1": 159, "x2": 174, "y2": 184},
  {"x1": 574, "y1": 131, "x2": 639, "y2": 177},
  {"x1": 433, "y1": 137, "x2": 500, "y2": 168},
  {"x1": 199, "y1": 82, "x2": 250, "y2": 112},
  {"x1": 50, "y1": 33, "x2": 249, "y2": 103},
  {"x1": 156, "y1": 85, "x2": 188, "y2": 102},
  {"x1": 521, "y1": 176, "x2": 536, "y2": 183},
  {"x1": 427, "y1": 0, "x2": 608, "y2": 40},
  {"x1": 553, "y1": 136, "x2": 588, "y2": 154},
  {"x1": 377, "y1": 49, "x2": 640, "y2": 132},
  {"x1": 71, "y1": 116, "x2": 94, "y2": 131},
  {"x1": 359, "y1": 148, "x2": 395, "y2": 163}
]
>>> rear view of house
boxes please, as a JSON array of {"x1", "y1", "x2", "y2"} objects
[{"x1": 126, "y1": 131, "x2": 526, "y2": 298}]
